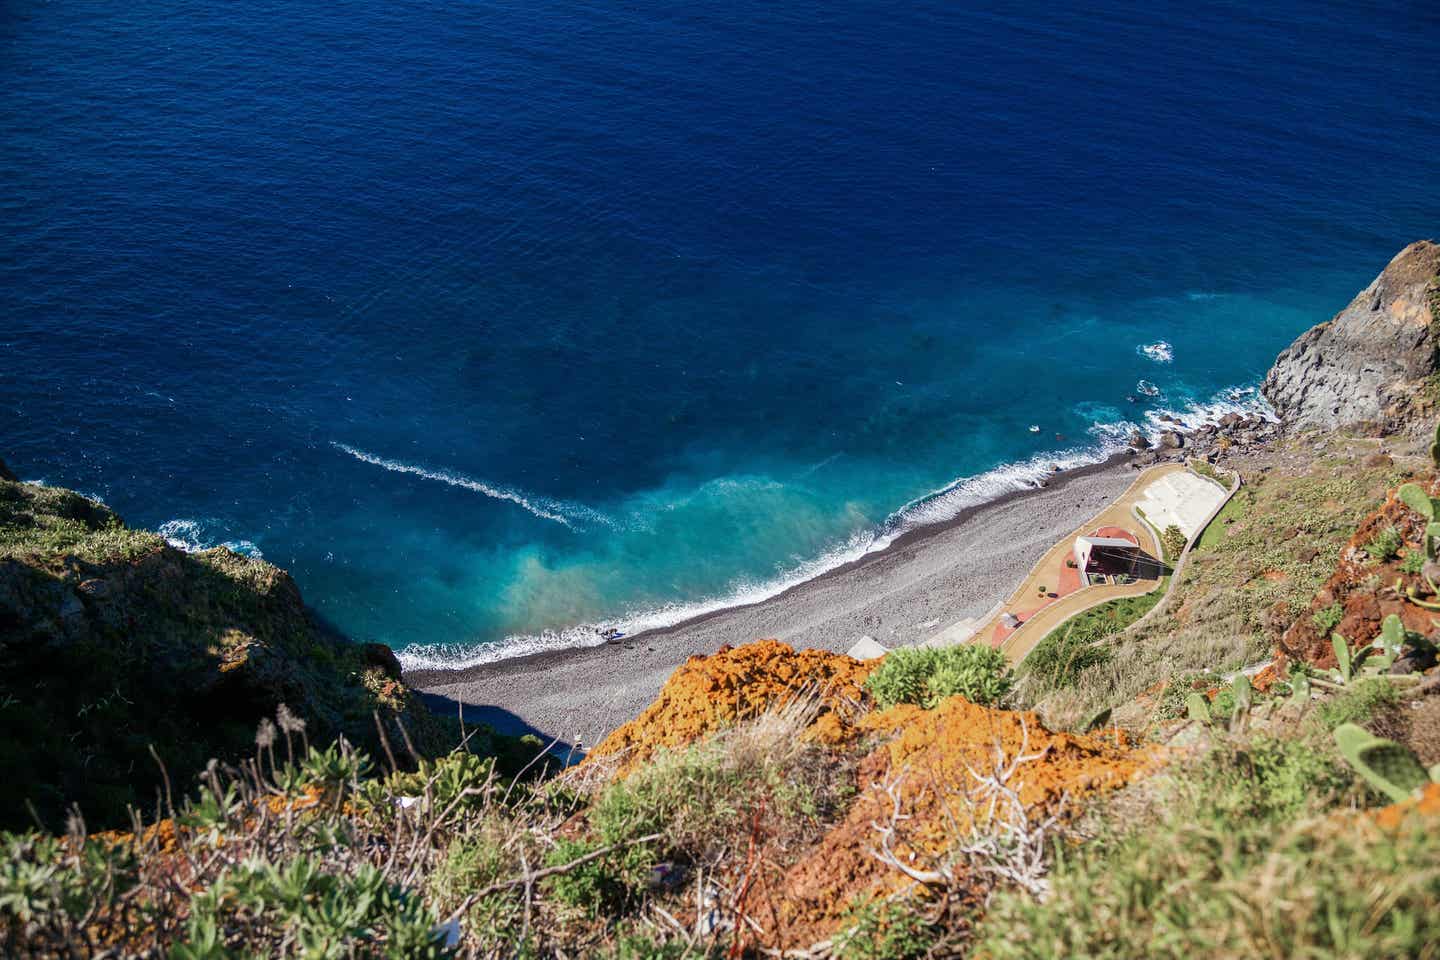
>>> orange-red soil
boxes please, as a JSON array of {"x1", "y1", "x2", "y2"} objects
[
  {"x1": 1373, "y1": 781, "x2": 1440, "y2": 830},
  {"x1": 1279, "y1": 476, "x2": 1439, "y2": 668}
]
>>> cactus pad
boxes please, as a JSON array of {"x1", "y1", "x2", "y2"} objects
[
  {"x1": 1398, "y1": 482, "x2": 1436, "y2": 520},
  {"x1": 1334, "y1": 723, "x2": 1430, "y2": 804}
]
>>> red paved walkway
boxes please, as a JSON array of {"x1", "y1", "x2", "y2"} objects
[{"x1": 989, "y1": 525, "x2": 1143, "y2": 647}]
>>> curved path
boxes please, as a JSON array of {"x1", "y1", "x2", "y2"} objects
[{"x1": 919, "y1": 464, "x2": 1193, "y2": 664}]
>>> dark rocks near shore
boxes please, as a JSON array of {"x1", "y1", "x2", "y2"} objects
[
  {"x1": 0, "y1": 457, "x2": 15, "y2": 483},
  {"x1": 1127, "y1": 414, "x2": 1280, "y2": 470},
  {"x1": 363, "y1": 641, "x2": 405, "y2": 679}
]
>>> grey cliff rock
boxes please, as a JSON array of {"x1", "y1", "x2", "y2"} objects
[{"x1": 1263, "y1": 240, "x2": 1440, "y2": 432}]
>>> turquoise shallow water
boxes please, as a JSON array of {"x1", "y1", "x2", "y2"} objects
[{"x1": 4, "y1": 1, "x2": 1439, "y2": 665}]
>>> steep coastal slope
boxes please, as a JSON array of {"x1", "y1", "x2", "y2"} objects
[{"x1": 0, "y1": 470, "x2": 457, "y2": 829}]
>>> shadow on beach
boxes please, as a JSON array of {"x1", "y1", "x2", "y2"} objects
[{"x1": 418, "y1": 691, "x2": 584, "y2": 765}]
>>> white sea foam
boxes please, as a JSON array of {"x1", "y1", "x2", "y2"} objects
[
  {"x1": 158, "y1": 518, "x2": 206, "y2": 550},
  {"x1": 398, "y1": 384, "x2": 1275, "y2": 672},
  {"x1": 331, "y1": 442, "x2": 611, "y2": 530},
  {"x1": 158, "y1": 518, "x2": 265, "y2": 559},
  {"x1": 1139, "y1": 340, "x2": 1174, "y2": 363},
  {"x1": 1136, "y1": 379, "x2": 1160, "y2": 397},
  {"x1": 19, "y1": 479, "x2": 111, "y2": 505}
]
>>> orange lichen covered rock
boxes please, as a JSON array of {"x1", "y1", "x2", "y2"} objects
[
  {"x1": 1373, "y1": 781, "x2": 1440, "y2": 830},
  {"x1": 588, "y1": 639, "x2": 874, "y2": 774},
  {"x1": 1249, "y1": 661, "x2": 1282, "y2": 693},
  {"x1": 89, "y1": 817, "x2": 183, "y2": 857},
  {"x1": 763, "y1": 696, "x2": 1156, "y2": 951},
  {"x1": 862, "y1": 698, "x2": 1149, "y2": 826}
]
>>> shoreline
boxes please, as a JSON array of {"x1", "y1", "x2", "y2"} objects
[
  {"x1": 398, "y1": 387, "x2": 1271, "y2": 677},
  {"x1": 408, "y1": 451, "x2": 1139, "y2": 747}
]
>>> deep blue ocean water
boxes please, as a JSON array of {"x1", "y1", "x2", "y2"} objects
[{"x1": 5, "y1": 1, "x2": 1440, "y2": 665}]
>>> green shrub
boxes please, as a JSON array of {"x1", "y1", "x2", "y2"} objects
[
  {"x1": 1363, "y1": 525, "x2": 1403, "y2": 561},
  {"x1": 1311, "y1": 602, "x2": 1344, "y2": 634},
  {"x1": 0, "y1": 832, "x2": 137, "y2": 935},
  {"x1": 358, "y1": 750, "x2": 498, "y2": 815},
  {"x1": 924, "y1": 646, "x2": 1012, "y2": 707},
  {"x1": 542, "y1": 837, "x2": 650, "y2": 918},
  {"x1": 428, "y1": 826, "x2": 524, "y2": 948},
  {"x1": 1160, "y1": 524, "x2": 1187, "y2": 562},
  {"x1": 1400, "y1": 549, "x2": 1426, "y2": 574},
  {"x1": 864, "y1": 648, "x2": 938, "y2": 708},
  {"x1": 833, "y1": 896, "x2": 934, "y2": 960},
  {"x1": 1318, "y1": 677, "x2": 1402, "y2": 730},
  {"x1": 1208, "y1": 686, "x2": 1236, "y2": 720},
  {"x1": 175, "y1": 856, "x2": 450, "y2": 959},
  {"x1": 1198, "y1": 735, "x2": 1355, "y2": 822},
  {"x1": 866, "y1": 646, "x2": 1012, "y2": 709},
  {"x1": 975, "y1": 737, "x2": 1428, "y2": 960}
]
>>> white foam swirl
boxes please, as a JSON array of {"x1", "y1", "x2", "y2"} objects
[
  {"x1": 1139, "y1": 341, "x2": 1174, "y2": 363},
  {"x1": 159, "y1": 518, "x2": 264, "y2": 559}
]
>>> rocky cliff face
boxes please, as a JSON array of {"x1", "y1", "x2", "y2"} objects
[
  {"x1": 0, "y1": 472, "x2": 455, "y2": 829},
  {"x1": 1263, "y1": 240, "x2": 1440, "y2": 433}
]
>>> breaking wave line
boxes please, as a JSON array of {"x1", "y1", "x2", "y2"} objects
[{"x1": 331, "y1": 442, "x2": 608, "y2": 530}]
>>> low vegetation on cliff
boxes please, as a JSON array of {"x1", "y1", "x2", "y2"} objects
[
  {"x1": 0, "y1": 471, "x2": 471, "y2": 831},
  {"x1": 8, "y1": 422, "x2": 1440, "y2": 956}
]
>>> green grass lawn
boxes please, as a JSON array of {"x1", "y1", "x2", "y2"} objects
[{"x1": 1194, "y1": 489, "x2": 1249, "y2": 553}]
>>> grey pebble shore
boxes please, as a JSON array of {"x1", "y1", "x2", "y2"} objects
[{"x1": 408, "y1": 455, "x2": 1138, "y2": 751}]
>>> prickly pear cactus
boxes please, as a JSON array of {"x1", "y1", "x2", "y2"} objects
[
  {"x1": 1334, "y1": 723, "x2": 1430, "y2": 804},
  {"x1": 1396, "y1": 469, "x2": 1440, "y2": 563},
  {"x1": 1289, "y1": 670, "x2": 1311, "y2": 706},
  {"x1": 1332, "y1": 632, "x2": 1354, "y2": 683},
  {"x1": 1375, "y1": 614, "x2": 1405, "y2": 668},
  {"x1": 1187, "y1": 692, "x2": 1212, "y2": 726},
  {"x1": 1232, "y1": 674, "x2": 1252, "y2": 715},
  {"x1": 1398, "y1": 482, "x2": 1436, "y2": 521}
]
